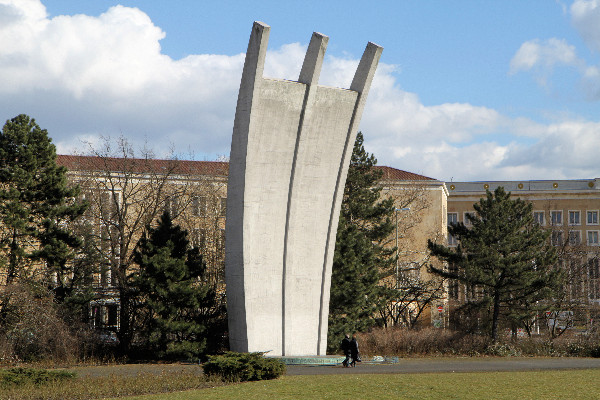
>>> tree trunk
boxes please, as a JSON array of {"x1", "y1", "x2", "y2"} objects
[
  {"x1": 7, "y1": 228, "x2": 18, "y2": 285},
  {"x1": 118, "y1": 286, "x2": 132, "y2": 356},
  {"x1": 491, "y1": 292, "x2": 501, "y2": 341}
]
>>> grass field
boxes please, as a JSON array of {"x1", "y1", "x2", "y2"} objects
[{"x1": 111, "y1": 369, "x2": 600, "y2": 400}]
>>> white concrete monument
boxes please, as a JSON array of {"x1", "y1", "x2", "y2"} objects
[{"x1": 225, "y1": 21, "x2": 382, "y2": 356}]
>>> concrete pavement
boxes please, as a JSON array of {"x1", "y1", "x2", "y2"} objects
[
  {"x1": 285, "y1": 357, "x2": 600, "y2": 375},
  {"x1": 69, "y1": 357, "x2": 600, "y2": 378}
]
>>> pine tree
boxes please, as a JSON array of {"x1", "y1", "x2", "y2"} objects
[
  {"x1": 328, "y1": 132, "x2": 396, "y2": 351},
  {"x1": 132, "y1": 211, "x2": 224, "y2": 360},
  {"x1": 428, "y1": 187, "x2": 562, "y2": 340},
  {"x1": 0, "y1": 115, "x2": 86, "y2": 290}
]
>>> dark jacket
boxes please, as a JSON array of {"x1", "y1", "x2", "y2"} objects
[
  {"x1": 341, "y1": 337, "x2": 351, "y2": 355},
  {"x1": 350, "y1": 338, "x2": 359, "y2": 358}
]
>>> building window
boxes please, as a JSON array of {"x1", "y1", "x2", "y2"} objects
[
  {"x1": 588, "y1": 211, "x2": 599, "y2": 225},
  {"x1": 164, "y1": 197, "x2": 179, "y2": 216},
  {"x1": 588, "y1": 231, "x2": 599, "y2": 246},
  {"x1": 569, "y1": 211, "x2": 581, "y2": 226},
  {"x1": 589, "y1": 259, "x2": 600, "y2": 301},
  {"x1": 448, "y1": 235, "x2": 458, "y2": 246},
  {"x1": 89, "y1": 302, "x2": 120, "y2": 331},
  {"x1": 220, "y1": 197, "x2": 227, "y2": 216},
  {"x1": 448, "y1": 264, "x2": 459, "y2": 300},
  {"x1": 551, "y1": 231, "x2": 563, "y2": 246},
  {"x1": 570, "y1": 277, "x2": 583, "y2": 300},
  {"x1": 590, "y1": 258, "x2": 600, "y2": 280},
  {"x1": 465, "y1": 284, "x2": 479, "y2": 302},
  {"x1": 463, "y1": 212, "x2": 475, "y2": 226},
  {"x1": 219, "y1": 228, "x2": 226, "y2": 254},
  {"x1": 99, "y1": 190, "x2": 120, "y2": 220},
  {"x1": 447, "y1": 213, "x2": 458, "y2": 246},
  {"x1": 448, "y1": 213, "x2": 458, "y2": 225},
  {"x1": 550, "y1": 211, "x2": 562, "y2": 226},
  {"x1": 533, "y1": 211, "x2": 545, "y2": 226},
  {"x1": 191, "y1": 228, "x2": 207, "y2": 250},
  {"x1": 81, "y1": 190, "x2": 94, "y2": 219},
  {"x1": 590, "y1": 280, "x2": 600, "y2": 301},
  {"x1": 568, "y1": 230, "x2": 581, "y2": 246},
  {"x1": 192, "y1": 196, "x2": 208, "y2": 217}
]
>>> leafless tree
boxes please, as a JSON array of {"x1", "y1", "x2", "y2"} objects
[
  {"x1": 529, "y1": 201, "x2": 600, "y2": 338},
  {"x1": 377, "y1": 182, "x2": 446, "y2": 328},
  {"x1": 69, "y1": 137, "x2": 196, "y2": 352}
]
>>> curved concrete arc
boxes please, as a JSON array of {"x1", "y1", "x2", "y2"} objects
[{"x1": 225, "y1": 21, "x2": 382, "y2": 356}]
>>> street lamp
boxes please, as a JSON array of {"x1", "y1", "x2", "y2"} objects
[{"x1": 395, "y1": 207, "x2": 410, "y2": 289}]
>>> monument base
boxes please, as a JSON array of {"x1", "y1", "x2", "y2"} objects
[{"x1": 266, "y1": 355, "x2": 345, "y2": 366}]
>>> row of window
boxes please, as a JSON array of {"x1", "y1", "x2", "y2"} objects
[
  {"x1": 82, "y1": 191, "x2": 228, "y2": 219},
  {"x1": 569, "y1": 259, "x2": 600, "y2": 301},
  {"x1": 448, "y1": 210, "x2": 599, "y2": 227},
  {"x1": 165, "y1": 196, "x2": 227, "y2": 217},
  {"x1": 448, "y1": 259, "x2": 600, "y2": 301},
  {"x1": 534, "y1": 210, "x2": 599, "y2": 226},
  {"x1": 551, "y1": 230, "x2": 599, "y2": 246},
  {"x1": 447, "y1": 211, "x2": 600, "y2": 247}
]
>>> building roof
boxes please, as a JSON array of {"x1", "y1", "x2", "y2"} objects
[
  {"x1": 57, "y1": 154, "x2": 435, "y2": 182},
  {"x1": 56, "y1": 154, "x2": 229, "y2": 177},
  {"x1": 447, "y1": 179, "x2": 599, "y2": 194},
  {"x1": 375, "y1": 166, "x2": 436, "y2": 181}
]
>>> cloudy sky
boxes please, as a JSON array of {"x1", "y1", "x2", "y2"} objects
[{"x1": 1, "y1": 0, "x2": 599, "y2": 182}]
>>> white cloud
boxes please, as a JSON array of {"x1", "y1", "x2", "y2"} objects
[
  {"x1": 0, "y1": 0, "x2": 245, "y2": 159},
  {"x1": 509, "y1": 38, "x2": 580, "y2": 78},
  {"x1": 582, "y1": 65, "x2": 600, "y2": 98},
  {"x1": 0, "y1": 0, "x2": 45, "y2": 26},
  {"x1": 263, "y1": 43, "x2": 306, "y2": 81},
  {"x1": 1, "y1": 0, "x2": 599, "y2": 183},
  {"x1": 502, "y1": 121, "x2": 600, "y2": 171},
  {"x1": 510, "y1": 1, "x2": 600, "y2": 98},
  {"x1": 571, "y1": 0, "x2": 600, "y2": 52},
  {"x1": 367, "y1": 116, "x2": 600, "y2": 182},
  {"x1": 1, "y1": 3, "x2": 169, "y2": 95}
]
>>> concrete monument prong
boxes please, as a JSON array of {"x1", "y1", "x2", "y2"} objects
[{"x1": 226, "y1": 21, "x2": 382, "y2": 356}]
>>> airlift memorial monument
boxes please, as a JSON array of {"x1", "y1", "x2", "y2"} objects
[{"x1": 225, "y1": 22, "x2": 382, "y2": 356}]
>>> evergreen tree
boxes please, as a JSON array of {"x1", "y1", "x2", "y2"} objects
[
  {"x1": 428, "y1": 187, "x2": 562, "y2": 340},
  {"x1": 328, "y1": 132, "x2": 396, "y2": 351},
  {"x1": 58, "y1": 222, "x2": 102, "y2": 324},
  {"x1": 133, "y1": 211, "x2": 224, "y2": 360},
  {"x1": 0, "y1": 115, "x2": 86, "y2": 290}
]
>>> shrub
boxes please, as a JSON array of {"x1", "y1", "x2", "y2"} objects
[
  {"x1": 0, "y1": 284, "x2": 80, "y2": 363},
  {"x1": 0, "y1": 367, "x2": 75, "y2": 388},
  {"x1": 202, "y1": 352, "x2": 286, "y2": 382},
  {"x1": 485, "y1": 343, "x2": 523, "y2": 357},
  {"x1": 358, "y1": 326, "x2": 600, "y2": 358},
  {"x1": 358, "y1": 327, "x2": 491, "y2": 356}
]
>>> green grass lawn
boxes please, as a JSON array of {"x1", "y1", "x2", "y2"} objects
[{"x1": 113, "y1": 369, "x2": 600, "y2": 400}]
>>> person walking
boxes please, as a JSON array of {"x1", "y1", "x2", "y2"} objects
[
  {"x1": 341, "y1": 334, "x2": 351, "y2": 367},
  {"x1": 350, "y1": 334, "x2": 360, "y2": 367}
]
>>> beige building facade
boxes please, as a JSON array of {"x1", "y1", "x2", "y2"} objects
[
  {"x1": 57, "y1": 155, "x2": 229, "y2": 332},
  {"x1": 56, "y1": 155, "x2": 600, "y2": 333},
  {"x1": 378, "y1": 167, "x2": 448, "y2": 327},
  {"x1": 54, "y1": 156, "x2": 448, "y2": 331},
  {"x1": 446, "y1": 179, "x2": 600, "y2": 330}
]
